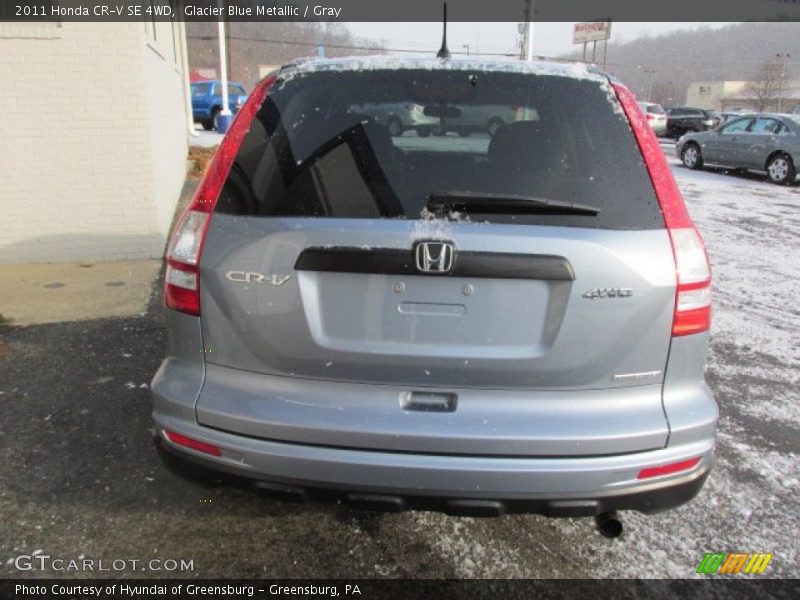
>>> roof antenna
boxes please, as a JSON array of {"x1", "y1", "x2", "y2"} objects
[{"x1": 436, "y1": 2, "x2": 451, "y2": 59}]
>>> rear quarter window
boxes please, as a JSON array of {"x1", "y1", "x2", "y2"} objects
[{"x1": 216, "y1": 69, "x2": 664, "y2": 230}]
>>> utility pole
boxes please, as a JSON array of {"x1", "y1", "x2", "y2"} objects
[
  {"x1": 216, "y1": 2, "x2": 232, "y2": 133},
  {"x1": 644, "y1": 68, "x2": 656, "y2": 102},
  {"x1": 776, "y1": 53, "x2": 790, "y2": 112},
  {"x1": 522, "y1": 0, "x2": 534, "y2": 61},
  {"x1": 462, "y1": 44, "x2": 470, "y2": 56}
]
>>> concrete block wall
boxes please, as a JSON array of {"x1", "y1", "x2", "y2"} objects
[{"x1": 0, "y1": 22, "x2": 188, "y2": 263}]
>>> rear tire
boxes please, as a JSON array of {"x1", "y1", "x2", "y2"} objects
[
  {"x1": 682, "y1": 143, "x2": 703, "y2": 170},
  {"x1": 766, "y1": 153, "x2": 796, "y2": 185},
  {"x1": 416, "y1": 127, "x2": 432, "y2": 138},
  {"x1": 209, "y1": 107, "x2": 221, "y2": 131},
  {"x1": 201, "y1": 120, "x2": 214, "y2": 131}
]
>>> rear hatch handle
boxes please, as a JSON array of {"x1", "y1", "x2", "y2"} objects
[{"x1": 295, "y1": 246, "x2": 575, "y2": 281}]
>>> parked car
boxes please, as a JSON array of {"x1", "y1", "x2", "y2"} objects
[
  {"x1": 440, "y1": 104, "x2": 524, "y2": 137},
  {"x1": 153, "y1": 57, "x2": 716, "y2": 528},
  {"x1": 190, "y1": 80, "x2": 248, "y2": 131},
  {"x1": 352, "y1": 102, "x2": 440, "y2": 137},
  {"x1": 638, "y1": 101, "x2": 667, "y2": 136},
  {"x1": 720, "y1": 110, "x2": 753, "y2": 123},
  {"x1": 677, "y1": 113, "x2": 799, "y2": 185},
  {"x1": 666, "y1": 107, "x2": 721, "y2": 138}
]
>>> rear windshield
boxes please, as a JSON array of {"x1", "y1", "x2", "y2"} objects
[
  {"x1": 217, "y1": 69, "x2": 664, "y2": 229},
  {"x1": 646, "y1": 104, "x2": 665, "y2": 114}
]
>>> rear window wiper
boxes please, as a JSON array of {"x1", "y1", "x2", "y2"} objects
[{"x1": 426, "y1": 191, "x2": 600, "y2": 216}]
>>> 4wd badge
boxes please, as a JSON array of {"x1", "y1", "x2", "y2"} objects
[{"x1": 583, "y1": 287, "x2": 633, "y2": 299}]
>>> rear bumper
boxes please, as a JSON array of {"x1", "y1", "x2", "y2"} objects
[
  {"x1": 151, "y1": 312, "x2": 716, "y2": 516},
  {"x1": 153, "y1": 411, "x2": 713, "y2": 516}
]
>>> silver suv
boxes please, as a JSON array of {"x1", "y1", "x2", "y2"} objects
[{"x1": 152, "y1": 58, "x2": 717, "y2": 526}]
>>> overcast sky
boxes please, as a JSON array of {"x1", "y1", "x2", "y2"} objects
[{"x1": 345, "y1": 22, "x2": 734, "y2": 58}]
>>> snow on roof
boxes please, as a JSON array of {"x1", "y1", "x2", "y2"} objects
[{"x1": 278, "y1": 55, "x2": 603, "y2": 83}]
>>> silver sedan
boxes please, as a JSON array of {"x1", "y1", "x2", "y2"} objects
[{"x1": 676, "y1": 114, "x2": 800, "y2": 185}]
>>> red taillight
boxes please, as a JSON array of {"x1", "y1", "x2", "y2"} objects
[
  {"x1": 646, "y1": 113, "x2": 655, "y2": 120},
  {"x1": 637, "y1": 457, "x2": 701, "y2": 480},
  {"x1": 165, "y1": 76, "x2": 275, "y2": 316},
  {"x1": 613, "y1": 83, "x2": 712, "y2": 337},
  {"x1": 165, "y1": 430, "x2": 222, "y2": 457},
  {"x1": 670, "y1": 229, "x2": 712, "y2": 335}
]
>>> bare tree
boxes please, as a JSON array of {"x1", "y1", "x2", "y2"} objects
[{"x1": 748, "y1": 60, "x2": 784, "y2": 112}]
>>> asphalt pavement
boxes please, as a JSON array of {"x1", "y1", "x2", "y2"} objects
[{"x1": 0, "y1": 157, "x2": 798, "y2": 581}]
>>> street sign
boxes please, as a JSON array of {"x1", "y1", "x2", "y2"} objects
[{"x1": 573, "y1": 21, "x2": 612, "y2": 44}]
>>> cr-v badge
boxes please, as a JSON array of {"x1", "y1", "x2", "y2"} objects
[{"x1": 226, "y1": 271, "x2": 291, "y2": 286}]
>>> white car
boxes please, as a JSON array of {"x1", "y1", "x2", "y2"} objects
[{"x1": 638, "y1": 101, "x2": 668, "y2": 136}]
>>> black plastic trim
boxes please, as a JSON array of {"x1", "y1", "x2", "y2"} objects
[
  {"x1": 156, "y1": 438, "x2": 710, "y2": 517},
  {"x1": 294, "y1": 246, "x2": 575, "y2": 281}
]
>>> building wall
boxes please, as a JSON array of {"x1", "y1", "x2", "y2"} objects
[
  {"x1": 685, "y1": 81, "x2": 731, "y2": 110},
  {"x1": 0, "y1": 22, "x2": 188, "y2": 264},
  {"x1": 686, "y1": 80, "x2": 800, "y2": 112},
  {"x1": 141, "y1": 19, "x2": 191, "y2": 248}
]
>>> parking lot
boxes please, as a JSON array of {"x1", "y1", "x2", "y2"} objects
[{"x1": 1, "y1": 148, "x2": 798, "y2": 580}]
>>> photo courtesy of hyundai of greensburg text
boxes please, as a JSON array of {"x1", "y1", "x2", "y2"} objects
[{"x1": 0, "y1": 1, "x2": 798, "y2": 599}]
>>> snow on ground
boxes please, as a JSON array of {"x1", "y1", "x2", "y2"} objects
[
  {"x1": 545, "y1": 156, "x2": 800, "y2": 578},
  {"x1": 674, "y1": 158, "x2": 800, "y2": 423},
  {"x1": 399, "y1": 154, "x2": 800, "y2": 579}
]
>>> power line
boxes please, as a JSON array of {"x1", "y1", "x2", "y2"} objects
[
  {"x1": 188, "y1": 34, "x2": 795, "y2": 80},
  {"x1": 187, "y1": 34, "x2": 518, "y2": 57}
]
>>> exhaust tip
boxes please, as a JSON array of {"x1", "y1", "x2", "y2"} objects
[{"x1": 595, "y1": 512, "x2": 623, "y2": 539}]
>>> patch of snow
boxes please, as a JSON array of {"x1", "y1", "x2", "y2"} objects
[
  {"x1": 277, "y1": 56, "x2": 601, "y2": 87},
  {"x1": 405, "y1": 513, "x2": 526, "y2": 577}
]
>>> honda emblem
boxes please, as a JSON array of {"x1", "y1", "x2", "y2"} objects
[{"x1": 415, "y1": 241, "x2": 455, "y2": 274}]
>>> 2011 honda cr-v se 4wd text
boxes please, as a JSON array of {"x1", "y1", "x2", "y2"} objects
[{"x1": 151, "y1": 57, "x2": 717, "y2": 528}]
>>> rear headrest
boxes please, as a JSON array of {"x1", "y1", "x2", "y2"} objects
[
  {"x1": 361, "y1": 120, "x2": 393, "y2": 149},
  {"x1": 487, "y1": 120, "x2": 566, "y2": 172}
]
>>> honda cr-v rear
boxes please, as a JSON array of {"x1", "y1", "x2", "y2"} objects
[{"x1": 152, "y1": 58, "x2": 717, "y2": 521}]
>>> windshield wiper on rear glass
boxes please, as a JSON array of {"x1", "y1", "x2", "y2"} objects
[{"x1": 426, "y1": 191, "x2": 600, "y2": 216}]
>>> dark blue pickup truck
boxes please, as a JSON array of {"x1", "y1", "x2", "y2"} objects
[{"x1": 190, "y1": 80, "x2": 248, "y2": 131}]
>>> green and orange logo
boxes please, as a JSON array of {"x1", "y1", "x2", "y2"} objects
[{"x1": 696, "y1": 552, "x2": 773, "y2": 574}]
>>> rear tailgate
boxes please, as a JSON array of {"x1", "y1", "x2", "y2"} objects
[
  {"x1": 194, "y1": 63, "x2": 675, "y2": 456},
  {"x1": 199, "y1": 219, "x2": 675, "y2": 391}
]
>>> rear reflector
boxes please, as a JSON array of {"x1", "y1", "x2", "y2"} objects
[
  {"x1": 165, "y1": 431, "x2": 222, "y2": 457},
  {"x1": 613, "y1": 83, "x2": 712, "y2": 337},
  {"x1": 637, "y1": 457, "x2": 701, "y2": 480},
  {"x1": 164, "y1": 75, "x2": 276, "y2": 316}
]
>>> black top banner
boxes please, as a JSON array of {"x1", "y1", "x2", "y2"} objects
[
  {"x1": 2, "y1": 579, "x2": 799, "y2": 600},
  {"x1": 3, "y1": 0, "x2": 800, "y2": 22}
]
